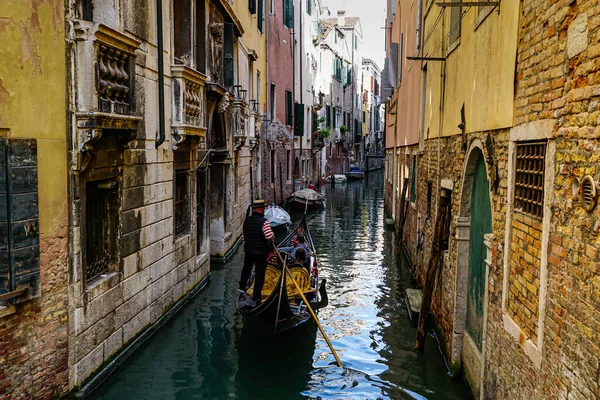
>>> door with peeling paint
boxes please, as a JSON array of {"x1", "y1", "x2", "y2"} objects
[{"x1": 467, "y1": 154, "x2": 492, "y2": 350}]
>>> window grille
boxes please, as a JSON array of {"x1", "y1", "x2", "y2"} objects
[
  {"x1": 515, "y1": 142, "x2": 546, "y2": 218},
  {"x1": 175, "y1": 171, "x2": 189, "y2": 237},
  {"x1": 86, "y1": 180, "x2": 118, "y2": 282}
]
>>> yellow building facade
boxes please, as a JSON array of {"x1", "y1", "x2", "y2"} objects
[{"x1": 0, "y1": 0, "x2": 69, "y2": 397}]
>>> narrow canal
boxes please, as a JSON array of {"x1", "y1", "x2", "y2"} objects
[{"x1": 90, "y1": 170, "x2": 471, "y2": 399}]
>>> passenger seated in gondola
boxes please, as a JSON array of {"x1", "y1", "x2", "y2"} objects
[
  {"x1": 279, "y1": 233, "x2": 311, "y2": 259},
  {"x1": 294, "y1": 247, "x2": 311, "y2": 272}
]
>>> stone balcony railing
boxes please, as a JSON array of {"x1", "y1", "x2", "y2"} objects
[{"x1": 171, "y1": 65, "x2": 207, "y2": 150}]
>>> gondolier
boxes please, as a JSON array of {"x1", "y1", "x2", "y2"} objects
[{"x1": 239, "y1": 200, "x2": 274, "y2": 303}]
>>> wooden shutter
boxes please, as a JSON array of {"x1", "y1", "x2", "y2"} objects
[
  {"x1": 326, "y1": 105, "x2": 331, "y2": 127},
  {"x1": 0, "y1": 138, "x2": 8, "y2": 297},
  {"x1": 6, "y1": 139, "x2": 40, "y2": 303},
  {"x1": 249, "y1": 0, "x2": 256, "y2": 14},
  {"x1": 294, "y1": 103, "x2": 304, "y2": 136},
  {"x1": 284, "y1": 0, "x2": 294, "y2": 28},
  {"x1": 224, "y1": 23, "x2": 234, "y2": 87},
  {"x1": 286, "y1": 91, "x2": 293, "y2": 126}
]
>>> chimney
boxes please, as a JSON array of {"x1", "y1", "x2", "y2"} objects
[{"x1": 337, "y1": 10, "x2": 346, "y2": 26}]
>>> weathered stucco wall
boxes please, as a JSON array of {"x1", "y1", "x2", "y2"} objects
[{"x1": 0, "y1": 0, "x2": 69, "y2": 398}]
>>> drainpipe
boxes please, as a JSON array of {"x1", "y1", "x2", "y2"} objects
[
  {"x1": 155, "y1": 0, "x2": 166, "y2": 148},
  {"x1": 263, "y1": 2, "x2": 270, "y2": 201}
]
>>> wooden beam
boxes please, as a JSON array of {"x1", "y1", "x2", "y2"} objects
[
  {"x1": 415, "y1": 189, "x2": 450, "y2": 352},
  {"x1": 0, "y1": 288, "x2": 27, "y2": 302},
  {"x1": 407, "y1": 56, "x2": 446, "y2": 61},
  {"x1": 436, "y1": 1, "x2": 499, "y2": 6}
]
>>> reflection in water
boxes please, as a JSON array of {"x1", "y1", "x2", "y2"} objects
[{"x1": 90, "y1": 170, "x2": 470, "y2": 400}]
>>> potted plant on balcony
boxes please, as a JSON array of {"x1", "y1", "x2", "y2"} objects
[{"x1": 339, "y1": 125, "x2": 348, "y2": 134}]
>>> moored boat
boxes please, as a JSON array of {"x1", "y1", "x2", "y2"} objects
[
  {"x1": 324, "y1": 174, "x2": 347, "y2": 183},
  {"x1": 345, "y1": 166, "x2": 364, "y2": 180},
  {"x1": 264, "y1": 204, "x2": 291, "y2": 232},
  {"x1": 236, "y1": 216, "x2": 328, "y2": 333},
  {"x1": 287, "y1": 188, "x2": 325, "y2": 211}
]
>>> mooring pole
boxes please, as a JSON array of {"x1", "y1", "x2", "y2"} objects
[
  {"x1": 415, "y1": 188, "x2": 449, "y2": 352},
  {"x1": 279, "y1": 162, "x2": 284, "y2": 205}
]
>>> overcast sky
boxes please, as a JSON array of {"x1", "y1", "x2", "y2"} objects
[{"x1": 320, "y1": 0, "x2": 387, "y2": 70}]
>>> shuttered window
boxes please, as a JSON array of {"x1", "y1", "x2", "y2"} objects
[
  {"x1": 249, "y1": 0, "x2": 256, "y2": 14},
  {"x1": 224, "y1": 23, "x2": 234, "y2": 87},
  {"x1": 294, "y1": 103, "x2": 304, "y2": 136},
  {"x1": 410, "y1": 156, "x2": 417, "y2": 203},
  {"x1": 285, "y1": 90, "x2": 293, "y2": 126},
  {"x1": 284, "y1": 0, "x2": 294, "y2": 28},
  {"x1": 0, "y1": 138, "x2": 40, "y2": 304},
  {"x1": 258, "y1": 0, "x2": 264, "y2": 33},
  {"x1": 326, "y1": 105, "x2": 331, "y2": 127}
]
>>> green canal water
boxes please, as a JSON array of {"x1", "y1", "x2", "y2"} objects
[{"x1": 89, "y1": 171, "x2": 471, "y2": 399}]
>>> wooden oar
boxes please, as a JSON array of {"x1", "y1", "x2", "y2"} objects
[{"x1": 274, "y1": 248, "x2": 343, "y2": 367}]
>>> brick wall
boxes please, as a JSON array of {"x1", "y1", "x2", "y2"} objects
[{"x1": 508, "y1": 212, "x2": 542, "y2": 342}]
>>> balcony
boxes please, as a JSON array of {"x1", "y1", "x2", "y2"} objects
[
  {"x1": 171, "y1": 65, "x2": 208, "y2": 150},
  {"x1": 72, "y1": 21, "x2": 142, "y2": 171}
]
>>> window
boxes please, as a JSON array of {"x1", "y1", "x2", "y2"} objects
[
  {"x1": 410, "y1": 155, "x2": 417, "y2": 203},
  {"x1": 307, "y1": 0, "x2": 312, "y2": 15},
  {"x1": 294, "y1": 102, "x2": 304, "y2": 135},
  {"x1": 197, "y1": 171, "x2": 207, "y2": 254},
  {"x1": 287, "y1": 150, "x2": 291, "y2": 180},
  {"x1": 258, "y1": 0, "x2": 264, "y2": 33},
  {"x1": 86, "y1": 179, "x2": 119, "y2": 282},
  {"x1": 271, "y1": 151, "x2": 275, "y2": 183},
  {"x1": 326, "y1": 105, "x2": 331, "y2": 127},
  {"x1": 0, "y1": 139, "x2": 41, "y2": 303},
  {"x1": 441, "y1": 189, "x2": 452, "y2": 251},
  {"x1": 306, "y1": 106, "x2": 311, "y2": 136},
  {"x1": 449, "y1": 0, "x2": 461, "y2": 47},
  {"x1": 286, "y1": 90, "x2": 293, "y2": 126},
  {"x1": 173, "y1": 0, "x2": 206, "y2": 73},
  {"x1": 270, "y1": 83, "x2": 276, "y2": 121},
  {"x1": 249, "y1": 0, "x2": 256, "y2": 14},
  {"x1": 337, "y1": 144, "x2": 340, "y2": 157},
  {"x1": 515, "y1": 142, "x2": 546, "y2": 218},
  {"x1": 175, "y1": 171, "x2": 190, "y2": 237},
  {"x1": 329, "y1": 143, "x2": 333, "y2": 158},
  {"x1": 269, "y1": 0, "x2": 274, "y2": 14},
  {"x1": 223, "y1": 23, "x2": 234, "y2": 87},
  {"x1": 256, "y1": 71, "x2": 261, "y2": 106},
  {"x1": 284, "y1": 0, "x2": 294, "y2": 28},
  {"x1": 427, "y1": 182, "x2": 433, "y2": 218}
]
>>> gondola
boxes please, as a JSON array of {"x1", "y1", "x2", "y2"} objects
[{"x1": 236, "y1": 215, "x2": 328, "y2": 334}]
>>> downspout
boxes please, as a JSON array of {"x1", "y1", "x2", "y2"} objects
[
  {"x1": 263, "y1": 2, "x2": 270, "y2": 200},
  {"x1": 155, "y1": 0, "x2": 166, "y2": 148},
  {"x1": 351, "y1": 29, "x2": 355, "y2": 164},
  {"x1": 292, "y1": 9, "x2": 297, "y2": 190},
  {"x1": 436, "y1": 8, "x2": 446, "y2": 217},
  {"x1": 299, "y1": 0, "x2": 303, "y2": 187}
]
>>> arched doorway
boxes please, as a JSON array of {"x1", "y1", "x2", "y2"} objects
[
  {"x1": 466, "y1": 152, "x2": 492, "y2": 348},
  {"x1": 452, "y1": 143, "x2": 493, "y2": 397}
]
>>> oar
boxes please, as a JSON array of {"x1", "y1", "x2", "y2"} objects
[
  {"x1": 274, "y1": 248, "x2": 343, "y2": 367},
  {"x1": 274, "y1": 253, "x2": 287, "y2": 332}
]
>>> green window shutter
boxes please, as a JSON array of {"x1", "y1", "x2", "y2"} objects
[
  {"x1": 326, "y1": 105, "x2": 331, "y2": 127},
  {"x1": 294, "y1": 103, "x2": 304, "y2": 136},
  {"x1": 6, "y1": 139, "x2": 40, "y2": 303},
  {"x1": 286, "y1": 91, "x2": 293, "y2": 126},
  {"x1": 284, "y1": 0, "x2": 294, "y2": 28},
  {"x1": 249, "y1": 0, "x2": 256, "y2": 14},
  {"x1": 224, "y1": 23, "x2": 234, "y2": 87},
  {"x1": 410, "y1": 156, "x2": 417, "y2": 203}
]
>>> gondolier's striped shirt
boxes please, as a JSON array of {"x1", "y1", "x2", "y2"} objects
[{"x1": 242, "y1": 220, "x2": 274, "y2": 241}]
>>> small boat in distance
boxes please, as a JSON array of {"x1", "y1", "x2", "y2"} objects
[
  {"x1": 287, "y1": 188, "x2": 325, "y2": 211},
  {"x1": 264, "y1": 204, "x2": 291, "y2": 232},
  {"x1": 345, "y1": 166, "x2": 364, "y2": 180},
  {"x1": 324, "y1": 174, "x2": 347, "y2": 184}
]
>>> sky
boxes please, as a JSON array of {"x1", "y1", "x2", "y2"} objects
[{"x1": 320, "y1": 0, "x2": 387, "y2": 70}]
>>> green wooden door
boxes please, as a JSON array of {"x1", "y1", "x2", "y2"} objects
[{"x1": 467, "y1": 155, "x2": 492, "y2": 350}]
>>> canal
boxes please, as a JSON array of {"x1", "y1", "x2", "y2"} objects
[{"x1": 89, "y1": 170, "x2": 471, "y2": 399}]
